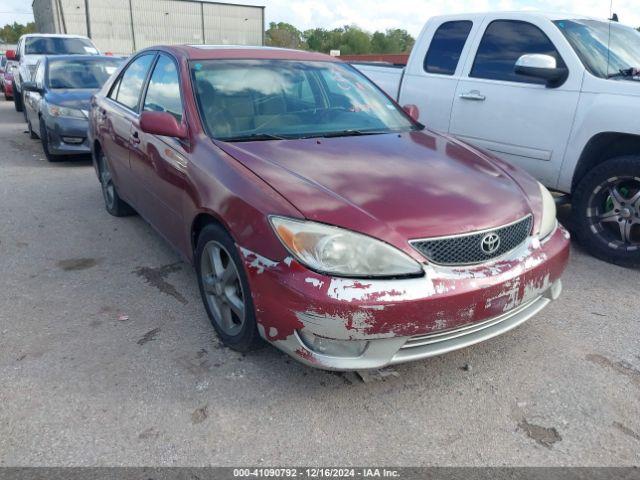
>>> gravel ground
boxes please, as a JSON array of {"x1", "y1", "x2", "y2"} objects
[{"x1": 0, "y1": 100, "x2": 639, "y2": 467}]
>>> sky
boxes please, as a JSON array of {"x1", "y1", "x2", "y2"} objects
[{"x1": 1, "y1": 0, "x2": 639, "y2": 35}]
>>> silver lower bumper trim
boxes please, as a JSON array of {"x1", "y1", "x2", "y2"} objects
[{"x1": 389, "y1": 282, "x2": 561, "y2": 366}]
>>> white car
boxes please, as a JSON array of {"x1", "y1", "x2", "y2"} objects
[
  {"x1": 8, "y1": 34, "x2": 100, "y2": 115},
  {"x1": 355, "y1": 12, "x2": 640, "y2": 267}
]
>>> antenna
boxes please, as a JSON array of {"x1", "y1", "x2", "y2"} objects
[{"x1": 606, "y1": 0, "x2": 613, "y2": 77}]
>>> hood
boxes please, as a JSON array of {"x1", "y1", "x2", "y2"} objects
[
  {"x1": 45, "y1": 89, "x2": 96, "y2": 112},
  {"x1": 217, "y1": 130, "x2": 540, "y2": 246}
]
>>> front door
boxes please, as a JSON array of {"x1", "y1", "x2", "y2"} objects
[
  {"x1": 449, "y1": 17, "x2": 581, "y2": 187},
  {"x1": 134, "y1": 53, "x2": 188, "y2": 251}
]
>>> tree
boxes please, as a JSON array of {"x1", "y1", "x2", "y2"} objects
[
  {"x1": 265, "y1": 22, "x2": 305, "y2": 49},
  {"x1": 0, "y1": 22, "x2": 36, "y2": 44}
]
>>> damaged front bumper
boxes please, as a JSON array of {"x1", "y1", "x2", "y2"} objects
[{"x1": 240, "y1": 224, "x2": 571, "y2": 371}]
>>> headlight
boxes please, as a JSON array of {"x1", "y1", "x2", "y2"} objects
[
  {"x1": 47, "y1": 104, "x2": 87, "y2": 119},
  {"x1": 269, "y1": 216, "x2": 423, "y2": 278},
  {"x1": 538, "y1": 183, "x2": 557, "y2": 239}
]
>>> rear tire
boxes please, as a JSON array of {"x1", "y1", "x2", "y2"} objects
[
  {"x1": 97, "y1": 149, "x2": 135, "y2": 217},
  {"x1": 573, "y1": 155, "x2": 640, "y2": 268},
  {"x1": 195, "y1": 224, "x2": 262, "y2": 352},
  {"x1": 13, "y1": 83, "x2": 23, "y2": 112},
  {"x1": 39, "y1": 119, "x2": 60, "y2": 162}
]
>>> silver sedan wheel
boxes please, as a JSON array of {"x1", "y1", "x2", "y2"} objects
[{"x1": 200, "y1": 241, "x2": 246, "y2": 336}]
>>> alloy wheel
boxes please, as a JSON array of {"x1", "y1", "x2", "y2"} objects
[
  {"x1": 200, "y1": 241, "x2": 246, "y2": 336},
  {"x1": 99, "y1": 155, "x2": 116, "y2": 210},
  {"x1": 587, "y1": 176, "x2": 640, "y2": 250}
]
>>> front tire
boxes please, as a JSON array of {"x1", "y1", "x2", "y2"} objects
[
  {"x1": 195, "y1": 224, "x2": 262, "y2": 352},
  {"x1": 27, "y1": 117, "x2": 38, "y2": 139},
  {"x1": 97, "y1": 150, "x2": 135, "y2": 217},
  {"x1": 39, "y1": 119, "x2": 60, "y2": 162},
  {"x1": 573, "y1": 155, "x2": 640, "y2": 268}
]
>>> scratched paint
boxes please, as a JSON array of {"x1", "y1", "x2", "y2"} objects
[{"x1": 239, "y1": 246, "x2": 279, "y2": 274}]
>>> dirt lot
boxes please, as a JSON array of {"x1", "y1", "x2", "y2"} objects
[{"x1": 0, "y1": 100, "x2": 639, "y2": 466}]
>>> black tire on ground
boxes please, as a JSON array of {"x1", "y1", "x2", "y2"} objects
[
  {"x1": 22, "y1": 92, "x2": 28, "y2": 122},
  {"x1": 13, "y1": 84, "x2": 23, "y2": 112},
  {"x1": 39, "y1": 119, "x2": 61, "y2": 162},
  {"x1": 97, "y1": 149, "x2": 135, "y2": 217},
  {"x1": 195, "y1": 223, "x2": 262, "y2": 352},
  {"x1": 573, "y1": 155, "x2": 640, "y2": 268},
  {"x1": 27, "y1": 117, "x2": 38, "y2": 139}
]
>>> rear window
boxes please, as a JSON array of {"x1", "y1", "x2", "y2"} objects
[
  {"x1": 25, "y1": 37, "x2": 98, "y2": 55},
  {"x1": 424, "y1": 21, "x2": 473, "y2": 75},
  {"x1": 48, "y1": 58, "x2": 122, "y2": 89}
]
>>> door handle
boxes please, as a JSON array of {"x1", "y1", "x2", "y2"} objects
[
  {"x1": 131, "y1": 130, "x2": 140, "y2": 144},
  {"x1": 460, "y1": 90, "x2": 486, "y2": 101}
]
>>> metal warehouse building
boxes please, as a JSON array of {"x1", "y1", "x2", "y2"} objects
[{"x1": 32, "y1": 0, "x2": 265, "y2": 54}]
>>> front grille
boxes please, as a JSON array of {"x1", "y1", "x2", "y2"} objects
[{"x1": 410, "y1": 215, "x2": 532, "y2": 266}]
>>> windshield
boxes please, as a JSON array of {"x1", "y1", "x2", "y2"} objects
[
  {"x1": 48, "y1": 58, "x2": 122, "y2": 89},
  {"x1": 25, "y1": 37, "x2": 99, "y2": 55},
  {"x1": 555, "y1": 19, "x2": 640, "y2": 78},
  {"x1": 191, "y1": 59, "x2": 418, "y2": 141}
]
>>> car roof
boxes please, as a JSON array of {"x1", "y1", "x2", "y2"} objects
[
  {"x1": 429, "y1": 11, "x2": 600, "y2": 22},
  {"x1": 152, "y1": 45, "x2": 339, "y2": 62},
  {"x1": 20, "y1": 33, "x2": 92, "y2": 40},
  {"x1": 43, "y1": 54, "x2": 120, "y2": 61}
]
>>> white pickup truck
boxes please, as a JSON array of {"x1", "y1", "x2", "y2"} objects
[
  {"x1": 8, "y1": 34, "x2": 100, "y2": 115},
  {"x1": 355, "y1": 12, "x2": 640, "y2": 267}
]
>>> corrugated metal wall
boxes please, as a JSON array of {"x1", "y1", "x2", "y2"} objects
[{"x1": 32, "y1": 0, "x2": 265, "y2": 54}]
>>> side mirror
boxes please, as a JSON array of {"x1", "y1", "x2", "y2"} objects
[
  {"x1": 515, "y1": 54, "x2": 568, "y2": 88},
  {"x1": 403, "y1": 104, "x2": 420, "y2": 122},
  {"x1": 22, "y1": 81, "x2": 41, "y2": 93},
  {"x1": 140, "y1": 111, "x2": 188, "y2": 139},
  {"x1": 5, "y1": 50, "x2": 16, "y2": 61}
]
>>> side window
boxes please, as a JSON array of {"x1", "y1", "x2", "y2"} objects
[
  {"x1": 143, "y1": 54, "x2": 183, "y2": 123},
  {"x1": 424, "y1": 21, "x2": 473, "y2": 75},
  {"x1": 114, "y1": 54, "x2": 155, "y2": 111},
  {"x1": 471, "y1": 20, "x2": 566, "y2": 84},
  {"x1": 108, "y1": 76, "x2": 121, "y2": 100}
]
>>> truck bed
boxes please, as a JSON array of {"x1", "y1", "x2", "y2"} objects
[{"x1": 351, "y1": 63, "x2": 404, "y2": 99}]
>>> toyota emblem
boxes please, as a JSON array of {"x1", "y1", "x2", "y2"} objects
[{"x1": 481, "y1": 233, "x2": 501, "y2": 255}]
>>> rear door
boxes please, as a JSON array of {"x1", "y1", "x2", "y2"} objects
[
  {"x1": 100, "y1": 53, "x2": 156, "y2": 205},
  {"x1": 398, "y1": 18, "x2": 477, "y2": 131},
  {"x1": 134, "y1": 53, "x2": 188, "y2": 251},
  {"x1": 448, "y1": 16, "x2": 582, "y2": 187}
]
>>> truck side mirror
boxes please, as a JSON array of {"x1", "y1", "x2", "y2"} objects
[
  {"x1": 22, "y1": 81, "x2": 42, "y2": 94},
  {"x1": 515, "y1": 54, "x2": 568, "y2": 88},
  {"x1": 403, "y1": 104, "x2": 420, "y2": 122}
]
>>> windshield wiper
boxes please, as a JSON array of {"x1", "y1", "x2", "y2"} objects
[
  {"x1": 608, "y1": 67, "x2": 640, "y2": 79},
  {"x1": 220, "y1": 133, "x2": 289, "y2": 142},
  {"x1": 318, "y1": 129, "x2": 392, "y2": 139}
]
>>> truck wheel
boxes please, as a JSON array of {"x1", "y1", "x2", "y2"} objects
[
  {"x1": 13, "y1": 84, "x2": 23, "y2": 112},
  {"x1": 573, "y1": 155, "x2": 640, "y2": 268}
]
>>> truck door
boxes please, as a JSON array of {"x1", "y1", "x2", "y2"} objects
[
  {"x1": 398, "y1": 19, "x2": 477, "y2": 132},
  {"x1": 449, "y1": 16, "x2": 581, "y2": 187}
]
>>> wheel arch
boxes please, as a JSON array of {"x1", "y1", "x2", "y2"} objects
[
  {"x1": 190, "y1": 212, "x2": 231, "y2": 257},
  {"x1": 573, "y1": 132, "x2": 640, "y2": 192}
]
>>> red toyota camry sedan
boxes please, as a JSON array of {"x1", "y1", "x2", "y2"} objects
[{"x1": 88, "y1": 45, "x2": 570, "y2": 370}]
